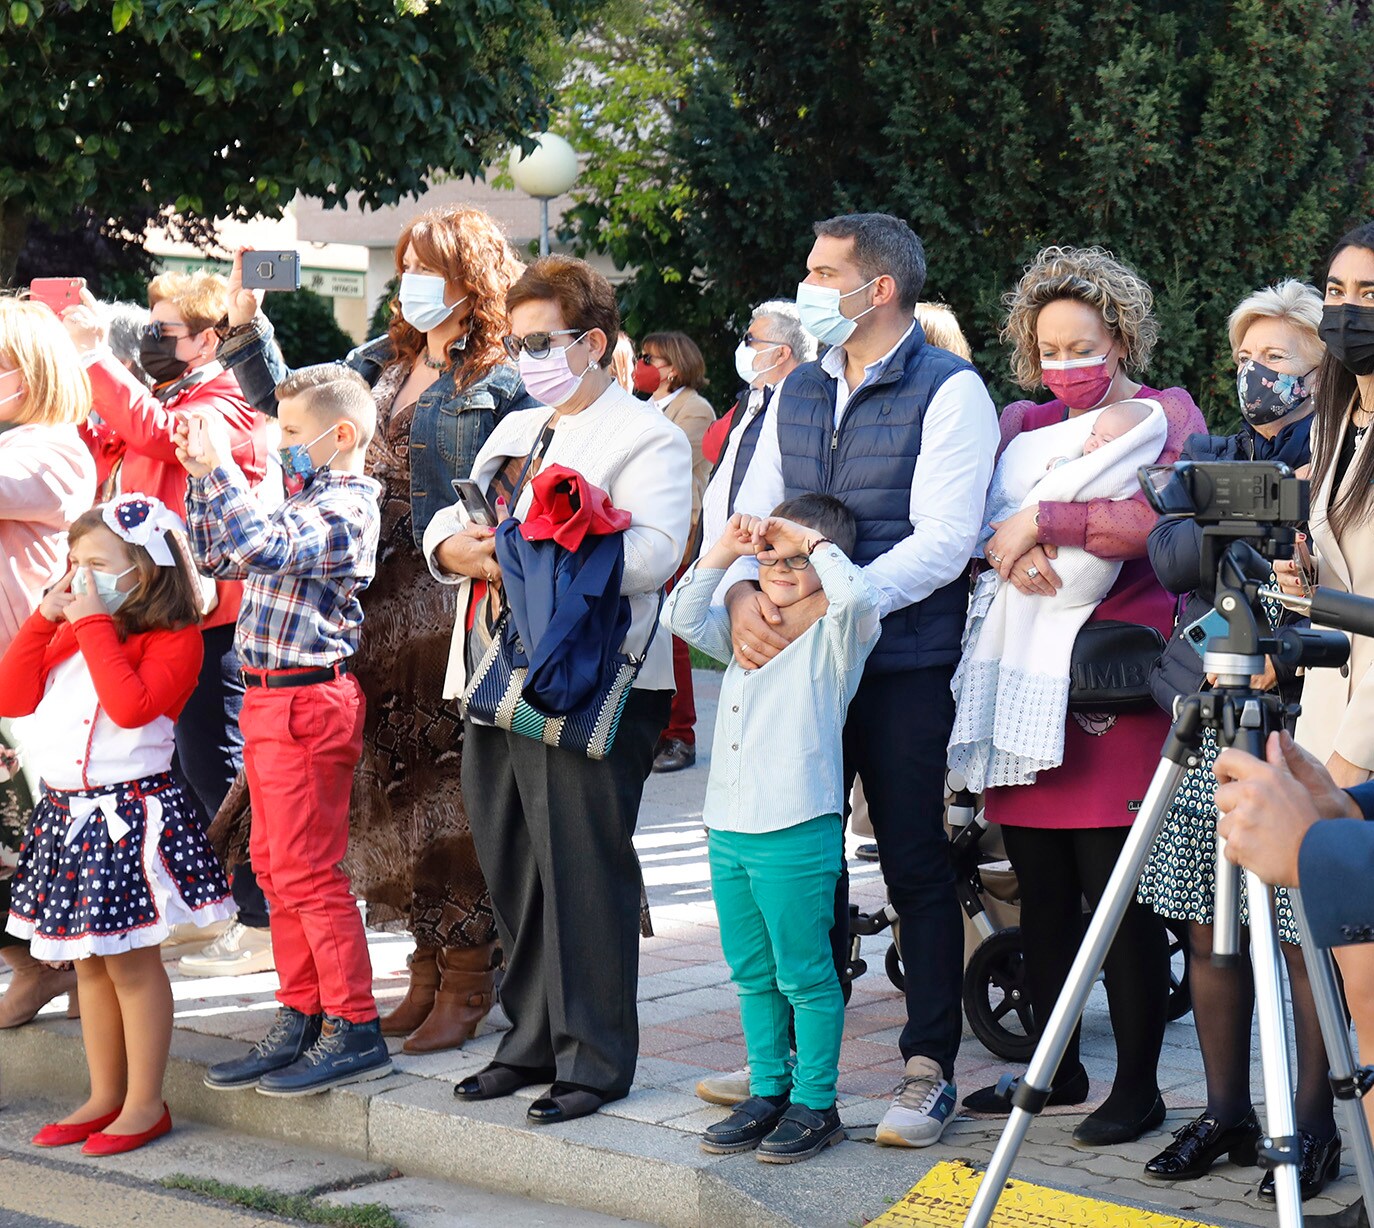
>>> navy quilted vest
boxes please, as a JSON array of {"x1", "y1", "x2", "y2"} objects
[{"x1": 776, "y1": 324, "x2": 973, "y2": 672}]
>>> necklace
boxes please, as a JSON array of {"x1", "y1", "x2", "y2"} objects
[{"x1": 423, "y1": 352, "x2": 452, "y2": 371}]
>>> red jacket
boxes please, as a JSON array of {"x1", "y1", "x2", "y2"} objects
[
  {"x1": 82, "y1": 356, "x2": 268, "y2": 631},
  {"x1": 0, "y1": 608, "x2": 202, "y2": 728}
]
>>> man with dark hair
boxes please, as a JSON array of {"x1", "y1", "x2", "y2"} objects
[{"x1": 727, "y1": 210, "x2": 998, "y2": 1147}]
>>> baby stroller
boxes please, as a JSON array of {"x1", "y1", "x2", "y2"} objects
[{"x1": 849, "y1": 774, "x2": 1192, "y2": 1061}]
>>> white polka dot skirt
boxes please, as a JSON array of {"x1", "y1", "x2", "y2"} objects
[{"x1": 6, "y1": 772, "x2": 235, "y2": 961}]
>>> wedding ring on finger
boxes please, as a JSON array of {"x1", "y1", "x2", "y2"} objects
[
  {"x1": 1026, "y1": 565, "x2": 1040, "y2": 580},
  {"x1": 988, "y1": 551, "x2": 1002, "y2": 563}
]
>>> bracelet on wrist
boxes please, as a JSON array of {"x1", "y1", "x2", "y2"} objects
[{"x1": 806, "y1": 536, "x2": 833, "y2": 556}]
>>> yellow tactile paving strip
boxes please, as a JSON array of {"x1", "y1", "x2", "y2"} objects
[{"x1": 869, "y1": 1161, "x2": 1222, "y2": 1228}]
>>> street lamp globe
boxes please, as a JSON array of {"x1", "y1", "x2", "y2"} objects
[{"x1": 509, "y1": 133, "x2": 579, "y2": 256}]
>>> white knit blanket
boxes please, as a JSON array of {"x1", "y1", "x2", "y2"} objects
[{"x1": 948, "y1": 401, "x2": 1167, "y2": 790}]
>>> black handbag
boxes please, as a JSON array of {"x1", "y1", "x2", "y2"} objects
[{"x1": 1067, "y1": 620, "x2": 1166, "y2": 713}]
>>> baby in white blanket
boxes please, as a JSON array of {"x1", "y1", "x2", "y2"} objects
[{"x1": 950, "y1": 399, "x2": 1167, "y2": 791}]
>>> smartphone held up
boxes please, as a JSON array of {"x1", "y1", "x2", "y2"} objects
[
  {"x1": 241, "y1": 251, "x2": 301, "y2": 292},
  {"x1": 29, "y1": 277, "x2": 86, "y2": 316}
]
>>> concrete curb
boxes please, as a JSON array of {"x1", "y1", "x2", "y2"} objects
[{"x1": 0, "y1": 1021, "x2": 805, "y2": 1228}]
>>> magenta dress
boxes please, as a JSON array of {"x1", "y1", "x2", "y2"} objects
[{"x1": 983, "y1": 387, "x2": 1207, "y2": 830}]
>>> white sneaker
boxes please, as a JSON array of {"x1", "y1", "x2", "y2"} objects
[
  {"x1": 177, "y1": 920, "x2": 275, "y2": 977},
  {"x1": 695, "y1": 1066, "x2": 751, "y2": 1107},
  {"x1": 162, "y1": 919, "x2": 230, "y2": 957},
  {"x1": 875, "y1": 1056, "x2": 958, "y2": 1148}
]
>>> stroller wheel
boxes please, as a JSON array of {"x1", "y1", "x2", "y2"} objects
[
  {"x1": 963, "y1": 927, "x2": 1039, "y2": 1063},
  {"x1": 1164, "y1": 919, "x2": 1192, "y2": 1022},
  {"x1": 884, "y1": 942, "x2": 905, "y2": 992}
]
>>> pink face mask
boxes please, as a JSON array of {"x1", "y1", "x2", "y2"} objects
[{"x1": 1041, "y1": 354, "x2": 1114, "y2": 411}]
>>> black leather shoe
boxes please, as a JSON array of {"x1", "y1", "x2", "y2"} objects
[
  {"x1": 963, "y1": 1066, "x2": 1090, "y2": 1116},
  {"x1": 652, "y1": 739, "x2": 696, "y2": 773},
  {"x1": 700, "y1": 1095, "x2": 790, "y2": 1154},
  {"x1": 1258, "y1": 1129, "x2": 1341, "y2": 1201},
  {"x1": 756, "y1": 1104, "x2": 845, "y2": 1164},
  {"x1": 527, "y1": 1081, "x2": 616, "y2": 1124},
  {"x1": 1144, "y1": 1109, "x2": 1260, "y2": 1179},
  {"x1": 453, "y1": 1062, "x2": 555, "y2": 1101},
  {"x1": 1073, "y1": 1093, "x2": 1166, "y2": 1148},
  {"x1": 1307, "y1": 1197, "x2": 1369, "y2": 1228}
]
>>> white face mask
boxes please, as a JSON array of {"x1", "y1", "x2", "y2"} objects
[
  {"x1": 0, "y1": 368, "x2": 24, "y2": 419},
  {"x1": 795, "y1": 276, "x2": 881, "y2": 347},
  {"x1": 71, "y1": 564, "x2": 137, "y2": 613},
  {"x1": 734, "y1": 339, "x2": 785, "y2": 387},
  {"x1": 399, "y1": 272, "x2": 467, "y2": 334}
]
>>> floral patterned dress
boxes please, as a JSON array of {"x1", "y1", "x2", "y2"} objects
[{"x1": 1136, "y1": 587, "x2": 1300, "y2": 944}]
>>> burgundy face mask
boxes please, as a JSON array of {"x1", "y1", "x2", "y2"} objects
[{"x1": 1041, "y1": 354, "x2": 1114, "y2": 410}]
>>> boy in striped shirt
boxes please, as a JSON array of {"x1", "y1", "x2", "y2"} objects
[
  {"x1": 663, "y1": 494, "x2": 880, "y2": 1163},
  {"x1": 178, "y1": 363, "x2": 389, "y2": 1097}
]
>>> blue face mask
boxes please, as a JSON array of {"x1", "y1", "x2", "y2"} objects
[
  {"x1": 795, "y1": 276, "x2": 881, "y2": 347},
  {"x1": 274, "y1": 424, "x2": 338, "y2": 495}
]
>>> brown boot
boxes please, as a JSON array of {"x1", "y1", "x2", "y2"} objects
[
  {"x1": 379, "y1": 946, "x2": 440, "y2": 1037},
  {"x1": 401, "y1": 942, "x2": 497, "y2": 1054},
  {"x1": 0, "y1": 945, "x2": 77, "y2": 1029}
]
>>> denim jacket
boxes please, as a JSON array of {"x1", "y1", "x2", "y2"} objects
[{"x1": 219, "y1": 316, "x2": 536, "y2": 549}]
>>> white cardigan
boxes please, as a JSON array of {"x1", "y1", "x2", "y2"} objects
[{"x1": 423, "y1": 381, "x2": 693, "y2": 700}]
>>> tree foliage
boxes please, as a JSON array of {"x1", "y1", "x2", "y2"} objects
[
  {"x1": 0, "y1": 0, "x2": 600, "y2": 281},
  {"x1": 560, "y1": 0, "x2": 1374, "y2": 426},
  {"x1": 262, "y1": 288, "x2": 357, "y2": 367}
]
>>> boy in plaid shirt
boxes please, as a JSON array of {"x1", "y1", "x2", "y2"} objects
[{"x1": 177, "y1": 363, "x2": 388, "y2": 1097}]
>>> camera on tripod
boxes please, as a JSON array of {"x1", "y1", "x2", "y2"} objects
[{"x1": 1140, "y1": 460, "x2": 1308, "y2": 526}]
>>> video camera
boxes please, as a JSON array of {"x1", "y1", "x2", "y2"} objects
[{"x1": 1136, "y1": 458, "x2": 1374, "y2": 660}]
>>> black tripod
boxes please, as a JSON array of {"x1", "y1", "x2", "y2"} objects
[{"x1": 965, "y1": 533, "x2": 1374, "y2": 1228}]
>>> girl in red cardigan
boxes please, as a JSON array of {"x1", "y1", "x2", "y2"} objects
[{"x1": 0, "y1": 495, "x2": 232, "y2": 1156}]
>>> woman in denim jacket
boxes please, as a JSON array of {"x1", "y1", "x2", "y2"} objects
[{"x1": 216, "y1": 205, "x2": 535, "y2": 1053}]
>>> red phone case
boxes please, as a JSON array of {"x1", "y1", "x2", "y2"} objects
[{"x1": 29, "y1": 277, "x2": 85, "y2": 316}]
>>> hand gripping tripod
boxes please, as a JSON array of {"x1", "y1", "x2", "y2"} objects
[{"x1": 965, "y1": 528, "x2": 1374, "y2": 1228}]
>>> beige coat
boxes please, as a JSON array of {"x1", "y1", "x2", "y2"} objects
[
  {"x1": 658, "y1": 387, "x2": 715, "y2": 527},
  {"x1": 1294, "y1": 414, "x2": 1374, "y2": 769}
]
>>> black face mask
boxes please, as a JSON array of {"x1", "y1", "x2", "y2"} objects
[
  {"x1": 1319, "y1": 303, "x2": 1374, "y2": 377},
  {"x1": 139, "y1": 334, "x2": 189, "y2": 385}
]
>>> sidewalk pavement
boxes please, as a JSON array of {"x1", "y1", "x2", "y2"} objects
[{"x1": 0, "y1": 670, "x2": 1363, "y2": 1227}]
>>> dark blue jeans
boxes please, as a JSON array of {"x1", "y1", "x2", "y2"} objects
[
  {"x1": 175, "y1": 623, "x2": 269, "y2": 929},
  {"x1": 842, "y1": 664, "x2": 962, "y2": 1079}
]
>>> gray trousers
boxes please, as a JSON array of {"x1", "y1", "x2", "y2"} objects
[{"x1": 462, "y1": 689, "x2": 670, "y2": 1097}]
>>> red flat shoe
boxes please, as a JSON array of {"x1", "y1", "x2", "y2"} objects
[
  {"x1": 81, "y1": 1104, "x2": 172, "y2": 1156},
  {"x1": 32, "y1": 1107, "x2": 122, "y2": 1148}
]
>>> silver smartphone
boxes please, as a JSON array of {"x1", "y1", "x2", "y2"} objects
[{"x1": 452, "y1": 479, "x2": 497, "y2": 526}]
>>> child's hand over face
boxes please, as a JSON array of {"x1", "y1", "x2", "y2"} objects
[
  {"x1": 716, "y1": 513, "x2": 763, "y2": 559},
  {"x1": 64, "y1": 566, "x2": 109, "y2": 623},
  {"x1": 753, "y1": 516, "x2": 822, "y2": 560},
  {"x1": 38, "y1": 566, "x2": 76, "y2": 622}
]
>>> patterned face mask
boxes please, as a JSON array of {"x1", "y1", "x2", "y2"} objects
[{"x1": 1235, "y1": 358, "x2": 1313, "y2": 427}]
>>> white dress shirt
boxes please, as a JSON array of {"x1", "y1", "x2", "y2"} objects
[
  {"x1": 729, "y1": 330, "x2": 999, "y2": 616},
  {"x1": 12, "y1": 655, "x2": 176, "y2": 791}
]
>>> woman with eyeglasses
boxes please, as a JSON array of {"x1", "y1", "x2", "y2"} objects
[
  {"x1": 61, "y1": 272, "x2": 272, "y2": 973},
  {"x1": 425, "y1": 255, "x2": 691, "y2": 1123},
  {"x1": 212, "y1": 205, "x2": 535, "y2": 1055},
  {"x1": 0, "y1": 298, "x2": 97, "y2": 1029}
]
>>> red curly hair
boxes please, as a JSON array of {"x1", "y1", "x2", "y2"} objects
[{"x1": 385, "y1": 205, "x2": 524, "y2": 385}]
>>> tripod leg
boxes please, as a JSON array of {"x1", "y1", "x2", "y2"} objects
[
  {"x1": 963, "y1": 758, "x2": 1188, "y2": 1228},
  {"x1": 1291, "y1": 890, "x2": 1374, "y2": 1218},
  {"x1": 1248, "y1": 869, "x2": 1305, "y2": 1226}
]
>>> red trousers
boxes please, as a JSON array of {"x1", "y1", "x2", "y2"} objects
[
  {"x1": 663, "y1": 562, "x2": 697, "y2": 745},
  {"x1": 241, "y1": 675, "x2": 376, "y2": 1023}
]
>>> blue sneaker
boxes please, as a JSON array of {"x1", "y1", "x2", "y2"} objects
[
  {"x1": 876, "y1": 1056, "x2": 958, "y2": 1147},
  {"x1": 205, "y1": 1006, "x2": 322, "y2": 1090},
  {"x1": 256, "y1": 1015, "x2": 393, "y2": 1097}
]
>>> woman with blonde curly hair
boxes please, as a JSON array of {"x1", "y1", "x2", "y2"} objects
[
  {"x1": 214, "y1": 205, "x2": 536, "y2": 1053},
  {"x1": 964, "y1": 246, "x2": 1206, "y2": 1147}
]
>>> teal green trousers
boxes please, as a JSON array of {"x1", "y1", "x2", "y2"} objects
[{"x1": 707, "y1": 814, "x2": 844, "y2": 1110}]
